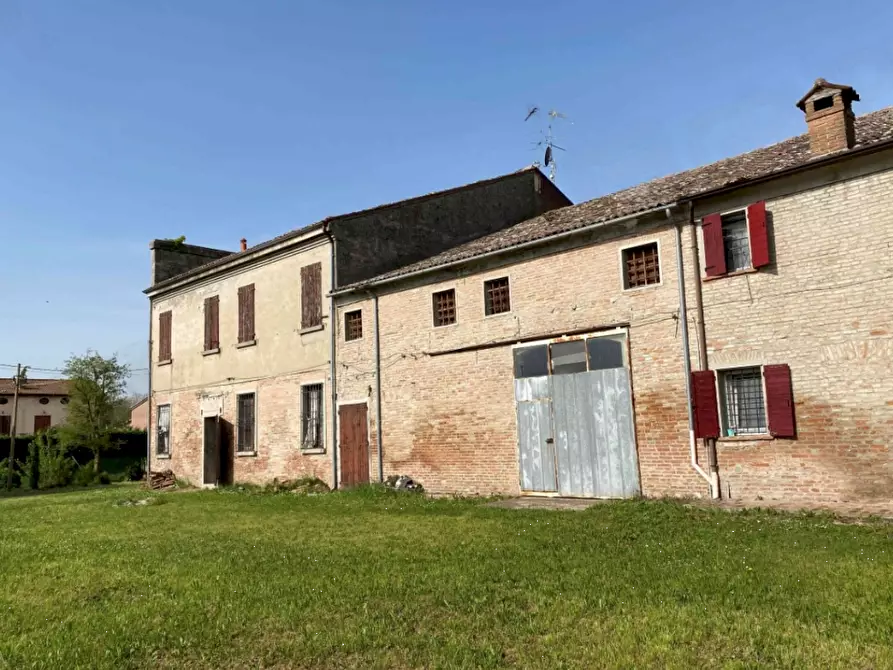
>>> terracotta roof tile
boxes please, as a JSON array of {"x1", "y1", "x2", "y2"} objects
[
  {"x1": 0, "y1": 378, "x2": 70, "y2": 396},
  {"x1": 345, "y1": 107, "x2": 893, "y2": 289}
]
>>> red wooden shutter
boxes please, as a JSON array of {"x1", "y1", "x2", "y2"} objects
[
  {"x1": 691, "y1": 370, "x2": 720, "y2": 439},
  {"x1": 702, "y1": 213, "x2": 726, "y2": 277},
  {"x1": 301, "y1": 263, "x2": 322, "y2": 328},
  {"x1": 238, "y1": 285, "x2": 255, "y2": 342},
  {"x1": 159, "y1": 311, "x2": 172, "y2": 361},
  {"x1": 764, "y1": 364, "x2": 796, "y2": 438},
  {"x1": 747, "y1": 201, "x2": 770, "y2": 269}
]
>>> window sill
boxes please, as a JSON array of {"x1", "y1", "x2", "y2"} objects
[
  {"x1": 300, "y1": 447, "x2": 326, "y2": 455},
  {"x1": 703, "y1": 268, "x2": 758, "y2": 282},
  {"x1": 622, "y1": 281, "x2": 663, "y2": 293},
  {"x1": 202, "y1": 348, "x2": 220, "y2": 357},
  {"x1": 236, "y1": 339, "x2": 257, "y2": 349},
  {"x1": 155, "y1": 453, "x2": 171, "y2": 460},
  {"x1": 235, "y1": 451, "x2": 257, "y2": 458},
  {"x1": 343, "y1": 337, "x2": 363, "y2": 343},
  {"x1": 484, "y1": 310, "x2": 513, "y2": 319},
  {"x1": 717, "y1": 434, "x2": 773, "y2": 443},
  {"x1": 300, "y1": 324, "x2": 324, "y2": 335},
  {"x1": 157, "y1": 359, "x2": 172, "y2": 367}
]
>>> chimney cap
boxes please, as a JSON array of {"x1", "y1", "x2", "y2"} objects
[
  {"x1": 796, "y1": 78, "x2": 860, "y2": 111},
  {"x1": 240, "y1": 238, "x2": 247, "y2": 251}
]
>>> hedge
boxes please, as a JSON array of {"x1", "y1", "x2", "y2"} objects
[{"x1": 0, "y1": 430, "x2": 148, "y2": 465}]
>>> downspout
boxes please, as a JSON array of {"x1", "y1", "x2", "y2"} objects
[
  {"x1": 372, "y1": 292, "x2": 384, "y2": 482},
  {"x1": 674, "y1": 212, "x2": 716, "y2": 497},
  {"x1": 325, "y1": 224, "x2": 338, "y2": 490},
  {"x1": 687, "y1": 201, "x2": 720, "y2": 497}
]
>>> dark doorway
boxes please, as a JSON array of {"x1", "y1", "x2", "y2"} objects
[
  {"x1": 339, "y1": 403, "x2": 369, "y2": 487},
  {"x1": 203, "y1": 416, "x2": 233, "y2": 486}
]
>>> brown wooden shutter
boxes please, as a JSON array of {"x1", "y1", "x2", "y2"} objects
[
  {"x1": 0, "y1": 415, "x2": 10, "y2": 435},
  {"x1": 238, "y1": 285, "x2": 255, "y2": 343},
  {"x1": 691, "y1": 370, "x2": 721, "y2": 439},
  {"x1": 301, "y1": 263, "x2": 322, "y2": 328},
  {"x1": 159, "y1": 311, "x2": 172, "y2": 361},
  {"x1": 702, "y1": 213, "x2": 726, "y2": 277},
  {"x1": 764, "y1": 364, "x2": 796, "y2": 438},
  {"x1": 34, "y1": 415, "x2": 51, "y2": 433},
  {"x1": 747, "y1": 201, "x2": 770, "y2": 269},
  {"x1": 204, "y1": 296, "x2": 219, "y2": 350}
]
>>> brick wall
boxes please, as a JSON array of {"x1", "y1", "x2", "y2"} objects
[{"x1": 150, "y1": 240, "x2": 233, "y2": 285}]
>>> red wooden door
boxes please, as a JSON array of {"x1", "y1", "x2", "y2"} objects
[
  {"x1": 339, "y1": 404, "x2": 369, "y2": 487},
  {"x1": 34, "y1": 415, "x2": 51, "y2": 433}
]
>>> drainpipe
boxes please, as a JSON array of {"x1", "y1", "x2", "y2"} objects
[
  {"x1": 372, "y1": 292, "x2": 384, "y2": 482},
  {"x1": 325, "y1": 224, "x2": 338, "y2": 490},
  {"x1": 674, "y1": 214, "x2": 716, "y2": 497},
  {"x1": 687, "y1": 202, "x2": 720, "y2": 496}
]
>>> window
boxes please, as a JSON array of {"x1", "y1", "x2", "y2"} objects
[
  {"x1": 432, "y1": 289, "x2": 456, "y2": 327},
  {"x1": 0, "y1": 397, "x2": 7, "y2": 405},
  {"x1": 344, "y1": 310, "x2": 363, "y2": 341},
  {"x1": 719, "y1": 368, "x2": 767, "y2": 436},
  {"x1": 158, "y1": 311, "x2": 172, "y2": 362},
  {"x1": 702, "y1": 202, "x2": 769, "y2": 277},
  {"x1": 204, "y1": 295, "x2": 220, "y2": 351},
  {"x1": 721, "y1": 211, "x2": 751, "y2": 272},
  {"x1": 301, "y1": 263, "x2": 323, "y2": 329},
  {"x1": 60, "y1": 397, "x2": 69, "y2": 405},
  {"x1": 484, "y1": 277, "x2": 511, "y2": 315},
  {"x1": 238, "y1": 284, "x2": 255, "y2": 344},
  {"x1": 0, "y1": 415, "x2": 10, "y2": 435},
  {"x1": 301, "y1": 384, "x2": 324, "y2": 450},
  {"x1": 550, "y1": 340, "x2": 587, "y2": 375},
  {"x1": 237, "y1": 393, "x2": 256, "y2": 453},
  {"x1": 623, "y1": 242, "x2": 660, "y2": 288},
  {"x1": 513, "y1": 345, "x2": 549, "y2": 378},
  {"x1": 38, "y1": 397, "x2": 49, "y2": 405},
  {"x1": 156, "y1": 404, "x2": 171, "y2": 455},
  {"x1": 813, "y1": 95, "x2": 834, "y2": 112},
  {"x1": 586, "y1": 337, "x2": 625, "y2": 370},
  {"x1": 34, "y1": 415, "x2": 51, "y2": 433}
]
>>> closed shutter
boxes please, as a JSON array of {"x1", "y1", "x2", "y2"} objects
[
  {"x1": 301, "y1": 263, "x2": 322, "y2": 328},
  {"x1": 159, "y1": 311, "x2": 172, "y2": 361},
  {"x1": 0, "y1": 415, "x2": 10, "y2": 435},
  {"x1": 238, "y1": 285, "x2": 255, "y2": 343},
  {"x1": 34, "y1": 415, "x2": 51, "y2": 433},
  {"x1": 702, "y1": 213, "x2": 726, "y2": 277},
  {"x1": 691, "y1": 370, "x2": 720, "y2": 439},
  {"x1": 764, "y1": 364, "x2": 796, "y2": 438},
  {"x1": 747, "y1": 201, "x2": 770, "y2": 268},
  {"x1": 204, "y1": 296, "x2": 220, "y2": 351}
]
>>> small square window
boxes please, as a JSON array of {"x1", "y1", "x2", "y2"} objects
[
  {"x1": 236, "y1": 393, "x2": 256, "y2": 453},
  {"x1": 344, "y1": 310, "x2": 363, "y2": 341},
  {"x1": 720, "y1": 367, "x2": 767, "y2": 436},
  {"x1": 623, "y1": 242, "x2": 660, "y2": 288},
  {"x1": 484, "y1": 277, "x2": 511, "y2": 315},
  {"x1": 721, "y1": 211, "x2": 751, "y2": 272},
  {"x1": 513, "y1": 345, "x2": 548, "y2": 379},
  {"x1": 432, "y1": 289, "x2": 456, "y2": 327}
]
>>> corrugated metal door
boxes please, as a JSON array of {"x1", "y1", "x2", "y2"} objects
[
  {"x1": 551, "y1": 368, "x2": 639, "y2": 497},
  {"x1": 514, "y1": 376, "x2": 557, "y2": 492}
]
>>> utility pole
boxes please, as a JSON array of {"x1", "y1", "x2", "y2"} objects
[{"x1": 6, "y1": 364, "x2": 27, "y2": 490}]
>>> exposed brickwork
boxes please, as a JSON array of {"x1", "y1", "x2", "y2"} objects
[
  {"x1": 803, "y1": 90, "x2": 857, "y2": 156},
  {"x1": 150, "y1": 240, "x2": 232, "y2": 285}
]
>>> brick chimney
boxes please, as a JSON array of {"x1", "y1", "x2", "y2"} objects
[
  {"x1": 797, "y1": 78, "x2": 860, "y2": 156},
  {"x1": 240, "y1": 238, "x2": 247, "y2": 251}
]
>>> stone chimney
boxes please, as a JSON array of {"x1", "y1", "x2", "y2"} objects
[{"x1": 797, "y1": 78, "x2": 860, "y2": 156}]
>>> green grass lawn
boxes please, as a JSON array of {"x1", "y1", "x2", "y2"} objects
[{"x1": 1, "y1": 487, "x2": 892, "y2": 669}]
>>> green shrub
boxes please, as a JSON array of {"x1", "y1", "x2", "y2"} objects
[
  {"x1": 39, "y1": 444, "x2": 75, "y2": 489},
  {"x1": 125, "y1": 461, "x2": 145, "y2": 482},
  {"x1": 97, "y1": 472, "x2": 111, "y2": 485},
  {"x1": 0, "y1": 458, "x2": 22, "y2": 489},
  {"x1": 73, "y1": 465, "x2": 96, "y2": 487},
  {"x1": 26, "y1": 437, "x2": 42, "y2": 490}
]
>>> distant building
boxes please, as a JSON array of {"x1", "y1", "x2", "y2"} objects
[
  {"x1": 0, "y1": 378, "x2": 70, "y2": 435},
  {"x1": 130, "y1": 396, "x2": 149, "y2": 430}
]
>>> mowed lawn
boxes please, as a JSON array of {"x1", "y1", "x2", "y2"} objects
[{"x1": 1, "y1": 487, "x2": 892, "y2": 669}]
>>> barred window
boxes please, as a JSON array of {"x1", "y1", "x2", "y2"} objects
[
  {"x1": 720, "y1": 368, "x2": 767, "y2": 436},
  {"x1": 156, "y1": 405, "x2": 171, "y2": 455},
  {"x1": 301, "y1": 384, "x2": 324, "y2": 450},
  {"x1": 237, "y1": 393, "x2": 256, "y2": 453},
  {"x1": 721, "y1": 211, "x2": 751, "y2": 272},
  {"x1": 344, "y1": 310, "x2": 363, "y2": 341},
  {"x1": 432, "y1": 289, "x2": 456, "y2": 327},
  {"x1": 623, "y1": 242, "x2": 660, "y2": 288},
  {"x1": 484, "y1": 277, "x2": 511, "y2": 315}
]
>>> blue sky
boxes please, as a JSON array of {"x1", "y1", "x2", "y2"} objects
[{"x1": 1, "y1": 0, "x2": 892, "y2": 393}]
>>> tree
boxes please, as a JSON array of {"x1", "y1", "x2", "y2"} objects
[{"x1": 61, "y1": 352, "x2": 131, "y2": 473}]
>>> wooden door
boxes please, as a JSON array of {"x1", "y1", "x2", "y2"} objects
[
  {"x1": 34, "y1": 415, "x2": 51, "y2": 433},
  {"x1": 339, "y1": 404, "x2": 369, "y2": 487}
]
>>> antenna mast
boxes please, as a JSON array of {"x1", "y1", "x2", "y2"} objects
[{"x1": 524, "y1": 106, "x2": 569, "y2": 181}]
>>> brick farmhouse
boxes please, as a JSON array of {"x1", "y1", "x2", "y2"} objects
[{"x1": 147, "y1": 78, "x2": 893, "y2": 503}]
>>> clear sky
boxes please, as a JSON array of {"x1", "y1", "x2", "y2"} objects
[{"x1": 2, "y1": 0, "x2": 892, "y2": 392}]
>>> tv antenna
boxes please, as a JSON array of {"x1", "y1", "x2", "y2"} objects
[{"x1": 525, "y1": 106, "x2": 569, "y2": 181}]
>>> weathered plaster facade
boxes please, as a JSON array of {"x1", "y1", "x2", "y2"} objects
[{"x1": 0, "y1": 395, "x2": 69, "y2": 435}]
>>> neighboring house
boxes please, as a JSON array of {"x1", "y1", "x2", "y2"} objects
[
  {"x1": 130, "y1": 396, "x2": 149, "y2": 430},
  {"x1": 144, "y1": 168, "x2": 570, "y2": 486},
  {"x1": 0, "y1": 378, "x2": 70, "y2": 435},
  {"x1": 332, "y1": 79, "x2": 893, "y2": 503}
]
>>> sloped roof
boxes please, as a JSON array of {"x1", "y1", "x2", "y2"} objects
[
  {"x1": 340, "y1": 106, "x2": 893, "y2": 290},
  {"x1": 0, "y1": 378, "x2": 70, "y2": 396}
]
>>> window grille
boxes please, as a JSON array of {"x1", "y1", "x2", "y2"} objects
[
  {"x1": 345, "y1": 310, "x2": 363, "y2": 341},
  {"x1": 432, "y1": 289, "x2": 456, "y2": 327},
  {"x1": 721, "y1": 211, "x2": 751, "y2": 272},
  {"x1": 237, "y1": 393, "x2": 256, "y2": 452},
  {"x1": 484, "y1": 277, "x2": 511, "y2": 315},
  {"x1": 623, "y1": 242, "x2": 660, "y2": 288},
  {"x1": 156, "y1": 405, "x2": 171, "y2": 455},
  {"x1": 721, "y1": 368, "x2": 767, "y2": 435},
  {"x1": 301, "y1": 384, "x2": 324, "y2": 450}
]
